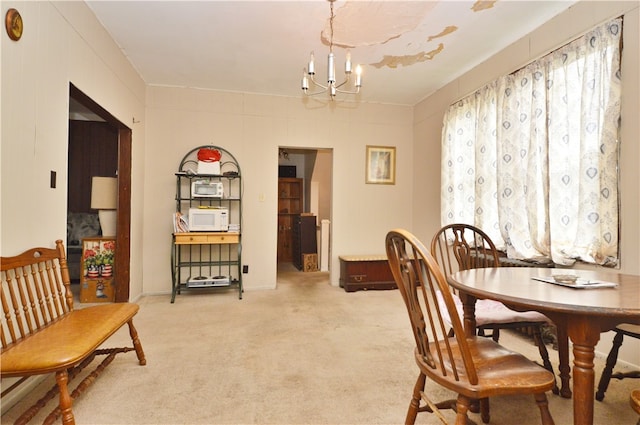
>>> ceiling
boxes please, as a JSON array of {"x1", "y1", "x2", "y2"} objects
[{"x1": 85, "y1": 0, "x2": 578, "y2": 106}]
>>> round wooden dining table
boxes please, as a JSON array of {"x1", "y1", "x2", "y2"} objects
[{"x1": 447, "y1": 267, "x2": 640, "y2": 425}]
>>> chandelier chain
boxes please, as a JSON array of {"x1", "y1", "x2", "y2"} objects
[{"x1": 329, "y1": 0, "x2": 334, "y2": 53}]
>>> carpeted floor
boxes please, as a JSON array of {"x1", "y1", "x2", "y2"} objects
[{"x1": 2, "y1": 264, "x2": 638, "y2": 424}]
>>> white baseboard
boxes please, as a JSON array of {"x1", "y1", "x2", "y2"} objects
[{"x1": 1, "y1": 375, "x2": 47, "y2": 415}]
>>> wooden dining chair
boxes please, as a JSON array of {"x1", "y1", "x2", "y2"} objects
[
  {"x1": 595, "y1": 324, "x2": 640, "y2": 401},
  {"x1": 386, "y1": 229, "x2": 556, "y2": 425},
  {"x1": 430, "y1": 224, "x2": 559, "y2": 394}
]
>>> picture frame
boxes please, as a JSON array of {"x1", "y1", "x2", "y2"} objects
[{"x1": 365, "y1": 145, "x2": 396, "y2": 185}]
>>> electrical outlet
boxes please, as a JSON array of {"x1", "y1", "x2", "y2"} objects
[{"x1": 242, "y1": 265, "x2": 249, "y2": 274}]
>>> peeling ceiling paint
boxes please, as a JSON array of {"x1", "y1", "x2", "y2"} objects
[
  {"x1": 428, "y1": 26, "x2": 458, "y2": 42},
  {"x1": 370, "y1": 43, "x2": 444, "y2": 69},
  {"x1": 472, "y1": 1, "x2": 498, "y2": 12},
  {"x1": 325, "y1": 1, "x2": 438, "y2": 47},
  {"x1": 326, "y1": 2, "x2": 456, "y2": 70}
]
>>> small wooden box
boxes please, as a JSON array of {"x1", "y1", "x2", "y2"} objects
[
  {"x1": 80, "y1": 279, "x2": 115, "y2": 303},
  {"x1": 339, "y1": 255, "x2": 397, "y2": 292},
  {"x1": 303, "y1": 253, "x2": 318, "y2": 272}
]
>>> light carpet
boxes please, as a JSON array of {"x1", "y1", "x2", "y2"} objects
[{"x1": 2, "y1": 265, "x2": 638, "y2": 424}]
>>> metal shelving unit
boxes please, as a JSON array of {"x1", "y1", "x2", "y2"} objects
[{"x1": 171, "y1": 145, "x2": 243, "y2": 302}]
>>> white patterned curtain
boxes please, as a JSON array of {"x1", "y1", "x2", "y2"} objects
[
  {"x1": 496, "y1": 61, "x2": 551, "y2": 261},
  {"x1": 441, "y1": 84, "x2": 502, "y2": 246},
  {"x1": 441, "y1": 18, "x2": 622, "y2": 266}
]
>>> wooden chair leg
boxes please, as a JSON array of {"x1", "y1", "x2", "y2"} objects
[
  {"x1": 477, "y1": 326, "x2": 500, "y2": 342},
  {"x1": 455, "y1": 395, "x2": 471, "y2": 425},
  {"x1": 533, "y1": 326, "x2": 559, "y2": 395},
  {"x1": 555, "y1": 324, "x2": 572, "y2": 398},
  {"x1": 55, "y1": 370, "x2": 75, "y2": 425},
  {"x1": 405, "y1": 373, "x2": 425, "y2": 425},
  {"x1": 534, "y1": 392, "x2": 555, "y2": 425},
  {"x1": 596, "y1": 330, "x2": 624, "y2": 401},
  {"x1": 480, "y1": 397, "x2": 490, "y2": 424},
  {"x1": 491, "y1": 328, "x2": 500, "y2": 343}
]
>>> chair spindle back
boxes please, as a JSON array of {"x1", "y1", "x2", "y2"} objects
[
  {"x1": 1, "y1": 240, "x2": 73, "y2": 349},
  {"x1": 431, "y1": 224, "x2": 500, "y2": 285},
  {"x1": 386, "y1": 229, "x2": 478, "y2": 385}
]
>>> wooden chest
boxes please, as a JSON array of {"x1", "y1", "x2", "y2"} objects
[{"x1": 339, "y1": 255, "x2": 397, "y2": 292}]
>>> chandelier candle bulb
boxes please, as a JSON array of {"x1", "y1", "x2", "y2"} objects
[
  {"x1": 308, "y1": 52, "x2": 315, "y2": 74},
  {"x1": 355, "y1": 65, "x2": 362, "y2": 87},
  {"x1": 302, "y1": 70, "x2": 309, "y2": 90},
  {"x1": 345, "y1": 51, "x2": 352, "y2": 73}
]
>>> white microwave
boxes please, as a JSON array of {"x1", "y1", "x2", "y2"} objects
[
  {"x1": 192, "y1": 180, "x2": 224, "y2": 198},
  {"x1": 188, "y1": 208, "x2": 229, "y2": 231}
]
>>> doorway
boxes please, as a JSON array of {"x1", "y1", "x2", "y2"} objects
[
  {"x1": 276, "y1": 147, "x2": 332, "y2": 274},
  {"x1": 67, "y1": 84, "x2": 133, "y2": 302}
]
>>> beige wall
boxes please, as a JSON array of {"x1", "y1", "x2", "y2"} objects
[
  {"x1": 412, "y1": 1, "x2": 640, "y2": 366},
  {"x1": 0, "y1": 0, "x2": 149, "y2": 409},
  {"x1": 144, "y1": 88, "x2": 414, "y2": 291},
  {"x1": 1, "y1": 1, "x2": 147, "y2": 300}
]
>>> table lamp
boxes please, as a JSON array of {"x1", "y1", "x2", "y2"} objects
[{"x1": 91, "y1": 176, "x2": 117, "y2": 237}]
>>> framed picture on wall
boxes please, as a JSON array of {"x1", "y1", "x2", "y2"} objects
[{"x1": 365, "y1": 145, "x2": 396, "y2": 185}]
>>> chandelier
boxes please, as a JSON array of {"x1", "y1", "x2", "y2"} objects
[{"x1": 301, "y1": 0, "x2": 362, "y2": 99}]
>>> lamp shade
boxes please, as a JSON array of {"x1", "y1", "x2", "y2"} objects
[{"x1": 91, "y1": 177, "x2": 117, "y2": 210}]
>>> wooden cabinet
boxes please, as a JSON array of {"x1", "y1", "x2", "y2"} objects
[
  {"x1": 277, "y1": 178, "x2": 303, "y2": 262},
  {"x1": 292, "y1": 214, "x2": 317, "y2": 270},
  {"x1": 80, "y1": 237, "x2": 116, "y2": 302}
]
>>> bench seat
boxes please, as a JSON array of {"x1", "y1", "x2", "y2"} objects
[{"x1": 1, "y1": 303, "x2": 141, "y2": 376}]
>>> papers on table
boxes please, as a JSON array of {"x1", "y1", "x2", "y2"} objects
[{"x1": 532, "y1": 276, "x2": 618, "y2": 289}]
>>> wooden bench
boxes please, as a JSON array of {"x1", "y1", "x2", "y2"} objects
[{"x1": 1, "y1": 240, "x2": 146, "y2": 425}]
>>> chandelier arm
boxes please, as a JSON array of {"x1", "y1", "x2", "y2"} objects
[
  {"x1": 335, "y1": 87, "x2": 361, "y2": 95},
  {"x1": 304, "y1": 89, "x2": 331, "y2": 97},
  {"x1": 333, "y1": 77, "x2": 351, "y2": 89},
  {"x1": 308, "y1": 75, "x2": 329, "y2": 90}
]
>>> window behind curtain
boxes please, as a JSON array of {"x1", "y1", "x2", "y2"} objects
[{"x1": 441, "y1": 18, "x2": 622, "y2": 266}]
